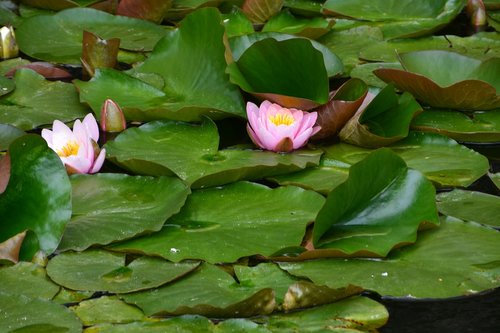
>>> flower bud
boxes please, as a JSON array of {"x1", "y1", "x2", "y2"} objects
[
  {"x1": 100, "y1": 99, "x2": 126, "y2": 133},
  {"x1": 0, "y1": 26, "x2": 18, "y2": 59}
]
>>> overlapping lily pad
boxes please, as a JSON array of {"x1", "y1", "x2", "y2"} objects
[
  {"x1": 311, "y1": 149, "x2": 438, "y2": 257},
  {"x1": 0, "y1": 292, "x2": 83, "y2": 333},
  {"x1": 322, "y1": 0, "x2": 466, "y2": 39},
  {"x1": 375, "y1": 50, "x2": 500, "y2": 110},
  {"x1": 280, "y1": 217, "x2": 500, "y2": 298},
  {"x1": 0, "y1": 262, "x2": 60, "y2": 300},
  {"x1": 105, "y1": 118, "x2": 322, "y2": 188},
  {"x1": 0, "y1": 135, "x2": 72, "y2": 260},
  {"x1": 46, "y1": 250, "x2": 199, "y2": 293},
  {"x1": 16, "y1": 7, "x2": 167, "y2": 64},
  {"x1": 411, "y1": 109, "x2": 500, "y2": 143},
  {"x1": 437, "y1": 189, "x2": 500, "y2": 227},
  {"x1": 0, "y1": 124, "x2": 24, "y2": 151},
  {"x1": 58, "y1": 174, "x2": 190, "y2": 251},
  {"x1": 0, "y1": 69, "x2": 89, "y2": 130},
  {"x1": 262, "y1": 9, "x2": 334, "y2": 39},
  {"x1": 110, "y1": 181, "x2": 324, "y2": 263},
  {"x1": 271, "y1": 132, "x2": 490, "y2": 192},
  {"x1": 76, "y1": 8, "x2": 245, "y2": 122},
  {"x1": 72, "y1": 296, "x2": 145, "y2": 326},
  {"x1": 339, "y1": 84, "x2": 422, "y2": 147},
  {"x1": 228, "y1": 37, "x2": 329, "y2": 110}
]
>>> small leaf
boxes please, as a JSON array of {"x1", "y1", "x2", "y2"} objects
[
  {"x1": 263, "y1": 9, "x2": 334, "y2": 39},
  {"x1": 4, "y1": 62, "x2": 73, "y2": 80},
  {"x1": 81, "y1": 30, "x2": 120, "y2": 78},
  {"x1": 116, "y1": 0, "x2": 173, "y2": 23},
  {"x1": 242, "y1": 0, "x2": 284, "y2": 24}
]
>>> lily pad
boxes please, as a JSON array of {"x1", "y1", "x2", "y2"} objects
[
  {"x1": 58, "y1": 174, "x2": 190, "y2": 251},
  {"x1": 0, "y1": 124, "x2": 24, "y2": 151},
  {"x1": 0, "y1": 135, "x2": 72, "y2": 259},
  {"x1": 121, "y1": 263, "x2": 277, "y2": 317},
  {"x1": 76, "y1": 8, "x2": 246, "y2": 122},
  {"x1": 222, "y1": 7, "x2": 254, "y2": 38},
  {"x1": 229, "y1": 32, "x2": 344, "y2": 78},
  {"x1": 311, "y1": 149, "x2": 438, "y2": 257},
  {"x1": 350, "y1": 62, "x2": 403, "y2": 88},
  {"x1": 241, "y1": 0, "x2": 284, "y2": 23},
  {"x1": 46, "y1": 250, "x2": 199, "y2": 293},
  {"x1": 104, "y1": 118, "x2": 322, "y2": 188},
  {"x1": 227, "y1": 37, "x2": 329, "y2": 110},
  {"x1": 374, "y1": 50, "x2": 500, "y2": 110},
  {"x1": 262, "y1": 9, "x2": 334, "y2": 39},
  {"x1": 280, "y1": 217, "x2": 500, "y2": 298},
  {"x1": 0, "y1": 292, "x2": 82, "y2": 333},
  {"x1": 71, "y1": 296, "x2": 145, "y2": 326},
  {"x1": 271, "y1": 131, "x2": 489, "y2": 192},
  {"x1": 16, "y1": 7, "x2": 167, "y2": 64},
  {"x1": 411, "y1": 108, "x2": 500, "y2": 143},
  {"x1": 437, "y1": 189, "x2": 500, "y2": 227},
  {"x1": 0, "y1": 69, "x2": 89, "y2": 130},
  {"x1": 0, "y1": 262, "x2": 60, "y2": 300},
  {"x1": 339, "y1": 85, "x2": 423, "y2": 148},
  {"x1": 322, "y1": 0, "x2": 466, "y2": 39},
  {"x1": 110, "y1": 181, "x2": 324, "y2": 263},
  {"x1": 490, "y1": 172, "x2": 500, "y2": 189}
]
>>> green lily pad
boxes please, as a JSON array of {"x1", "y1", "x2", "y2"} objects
[
  {"x1": 374, "y1": 50, "x2": 500, "y2": 110},
  {"x1": 0, "y1": 262, "x2": 59, "y2": 300},
  {"x1": 311, "y1": 149, "x2": 438, "y2": 257},
  {"x1": 0, "y1": 124, "x2": 24, "y2": 151},
  {"x1": 86, "y1": 316, "x2": 214, "y2": 333},
  {"x1": 122, "y1": 263, "x2": 277, "y2": 317},
  {"x1": 104, "y1": 118, "x2": 322, "y2": 188},
  {"x1": 16, "y1": 7, "x2": 167, "y2": 64},
  {"x1": 0, "y1": 69, "x2": 89, "y2": 130},
  {"x1": 350, "y1": 62, "x2": 403, "y2": 88},
  {"x1": 229, "y1": 32, "x2": 344, "y2": 78},
  {"x1": 262, "y1": 9, "x2": 334, "y2": 39},
  {"x1": 280, "y1": 217, "x2": 500, "y2": 298},
  {"x1": 437, "y1": 189, "x2": 500, "y2": 227},
  {"x1": 283, "y1": 0, "x2": 324, "y2": 16},
  {"x1": 411, "y1": 109, "x2": 500, "y2": 143},
  {"x1": 72, "y1": 296, "x2": 145, "y2": 326},
  {"x1": 53, "y1": 288, "x2": 93, "y2": 305},
  {"x1": 0, "y1": 292, "x2": 82, "y2": 333},
  {"x1": 0, "y1": 135, "x2": 72, "y2": 259},
  {"x1": 222, "y1": 7, "x2": 254, "y2": 38},
  {"x1": 76, "y1": 8, "x2": 245, "y2": 122},
  {"x1": 227, "y1": 37, "x2": 329, "y2": 110},
  {"x1": 20, "y1": 0, "x2": 101, "y2": 11},
  {"x1": 322, "y1": 0, "x2": 466, "y2": 39},
  {"x1": 58, "y1": 174, "x2": 190, "y2": 251},
  {"x1": 339, "y1": 85, "x2": 423, "y2": 148},
  {"x1": 490, "y1": 172, "x2": 500, "y2": 189},
  {"x1": 110, "y1": 181, "x2": 324, "y2": 263},
  {"x1": 165, "y1": 0, "x2": 222, "y2": 21},
  {"x1": 0, "y1": 76, "x2": 14, "y2": 97},
  {"x1": 46, "y1": 250, "x2": 199, "y2": 293},
  {"x1": 271, "y1": 131, "x2": 489, "y2": 193}
]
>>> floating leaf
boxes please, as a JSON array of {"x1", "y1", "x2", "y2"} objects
[
  {"x1": 0, "y1": 124, "x2": 24, "y2": 151},
  {"x1": 339, "y1": 85, "x2": 423, "y2": 148},
  {"x1": 20, "y1": 0, "x2": 101, "y2": 11},
  {"x1": 58, "y1": 174, "x2": 190, "y2": 251},
  {"x1": 312, "y1": 149, "x2": 438, "y2": 257},
  {"x1": 229, "y1": 32, "x2": 343, "y2": 77},
  {"x1": 0, "y1": 75, "x2": 14, "y2": 96},
  {"x1": 116, "y1": 0, "x2": 172, "y2": 23},
  {"x1": 104, "y1": 118, "x2": 321, "y2": 188},
  {"x1": 4, "y1": 61, "x2": 73, "y2": 80},
  {"x1": 0, "y1": 262, "x2": 60, "y2": 299},
  {"x1": 350, "y1": 62, "x2": 403, "y2": 88},
  {"x1": 262, "y1": 8, "x2": 334, "y2": 39},
  {"x1": 322, "y1": 0, "x2": 466, "y2": 39},
  {"x1": 241, "y1": 0, "x2": 284, "y2": 24},
  {"x1": 0, "y1": 135, "x2": 71, "y2": 259},
  {"x1": 81, "y1": 30, "x2": 120, "y2": 78},
  {"x1": 110, "y1": 181, "x2": 324, "y2": 263},
  {"x1": 76, "y1": 8, "x2": 245, "y2": 122},
  {"x1": 437, "y1": 189, "x2": 500, "y2": 227},
  {"x1": 411, "y1": 108, "x2": 500, "y2": 143},
  {"x1": 0, "y1": 69, "x2": 89, "y2": 130},
  {"x1": 374, "y1": 50, "x2": 500, "y2": 110},
  {"x1": 222, "y1": 6, "x2": 254, "y2": 38},
  {"x1": 16, "y1": 7, "x2": 167, "y2": 64},
  {"x1": 0, "y1": 292, "x2": 82, "y2": 333},
  {"x1": 228, "y1": 37, "x2": 329, "y2": 110},
  {"x1": 165, "y1": 0, "x2": 222, "y2": 21},
  {"x1": 280, "y1": 217, "x2": 500, "y2": 298},
  {"x1": 490, "y1": 172, "x2": 500, "y2": 189},
  {"x1": 313, "y1": 78, "x2": 368, "y2": 140},
  {"x1": 72, "y1": 296, "x2": 145, "y2": 326},
  {"x1": 122, "y1": 263, "x2": 276, "y2": 317},
  {"x1": 46, "y1": 250, "x2": 199, "y2": 293}
]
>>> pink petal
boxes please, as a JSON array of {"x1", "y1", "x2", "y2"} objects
[
  {"x1": 82, "y1": 113, "x2": 99, "y2": 142},
  {"x1": 90, "y1": 148, "x2": 106, "y2": 173},
  {"x1": 62, "y1": 155, "x2": 91, "y2": 174},
  {"x1": 247, "y1": 124, "x2": 265, "y2": 149},
  {"x1": 294, "y1": 111, "x2": 317, "y2": 139},
  {"x1": 292, "y1": 127, "x2": 313, "y2": 149},
  {"x1": 255, "y1": 126, "x2": 281, "y2": 151},
  {"x1": 246, "y1": 102, "x2": 260, "y2": 130},
  {"x1": 52, "y1": 120, "x2": 73, "y2": 138},
  {"x1": 260, "y1": 100, "x2": 273, "y2": 112},
  {"x1": 41, "y1": 129, "x2": 53, "y2": 146}
]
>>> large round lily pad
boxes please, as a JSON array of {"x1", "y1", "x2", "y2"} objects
[{"x1": 375, "y1": 50, "x2": 500, "y2": 110}]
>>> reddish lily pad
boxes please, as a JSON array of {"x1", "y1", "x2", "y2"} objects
[
  {"x1": 241, "y1": 0, "x2": 284, "y2": 24},
  {"x1": 5, "y1": 62, "x2": 73, "y2": 80},
  {"x1": 116, "y1": 0, "x2": 172, "y2": 23},
  {"x1": 375, "y1": 50, "x2": 500, "y2": 110}
]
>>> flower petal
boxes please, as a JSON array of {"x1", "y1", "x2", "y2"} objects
[
  {"x1": 82, "y1": 113, "x2": 100, "y2": 142},
  {"x1": 61, "y1": 155, "x2": 91, "y2": 174},
  {"x1": 90, "y1": 148, "x2": 106, "y2": 173},
  {"x1": 41, "y1": 129, "x2": 53, "y2": 146}
]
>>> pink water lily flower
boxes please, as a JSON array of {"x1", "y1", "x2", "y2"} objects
[
  {"x1": 41, "y1": 114, "x2": 106, "y2": 174},
  {"x1": 246, "y1": 101, "x2": 321, "y2": 152}
]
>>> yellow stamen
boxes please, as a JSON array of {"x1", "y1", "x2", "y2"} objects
[
  {"x1": 57, "y1": 141, "x2": 80, "y2": 157},
  {"x1": 269, "y1": 113, "x2": 295, "y2": 126}
]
